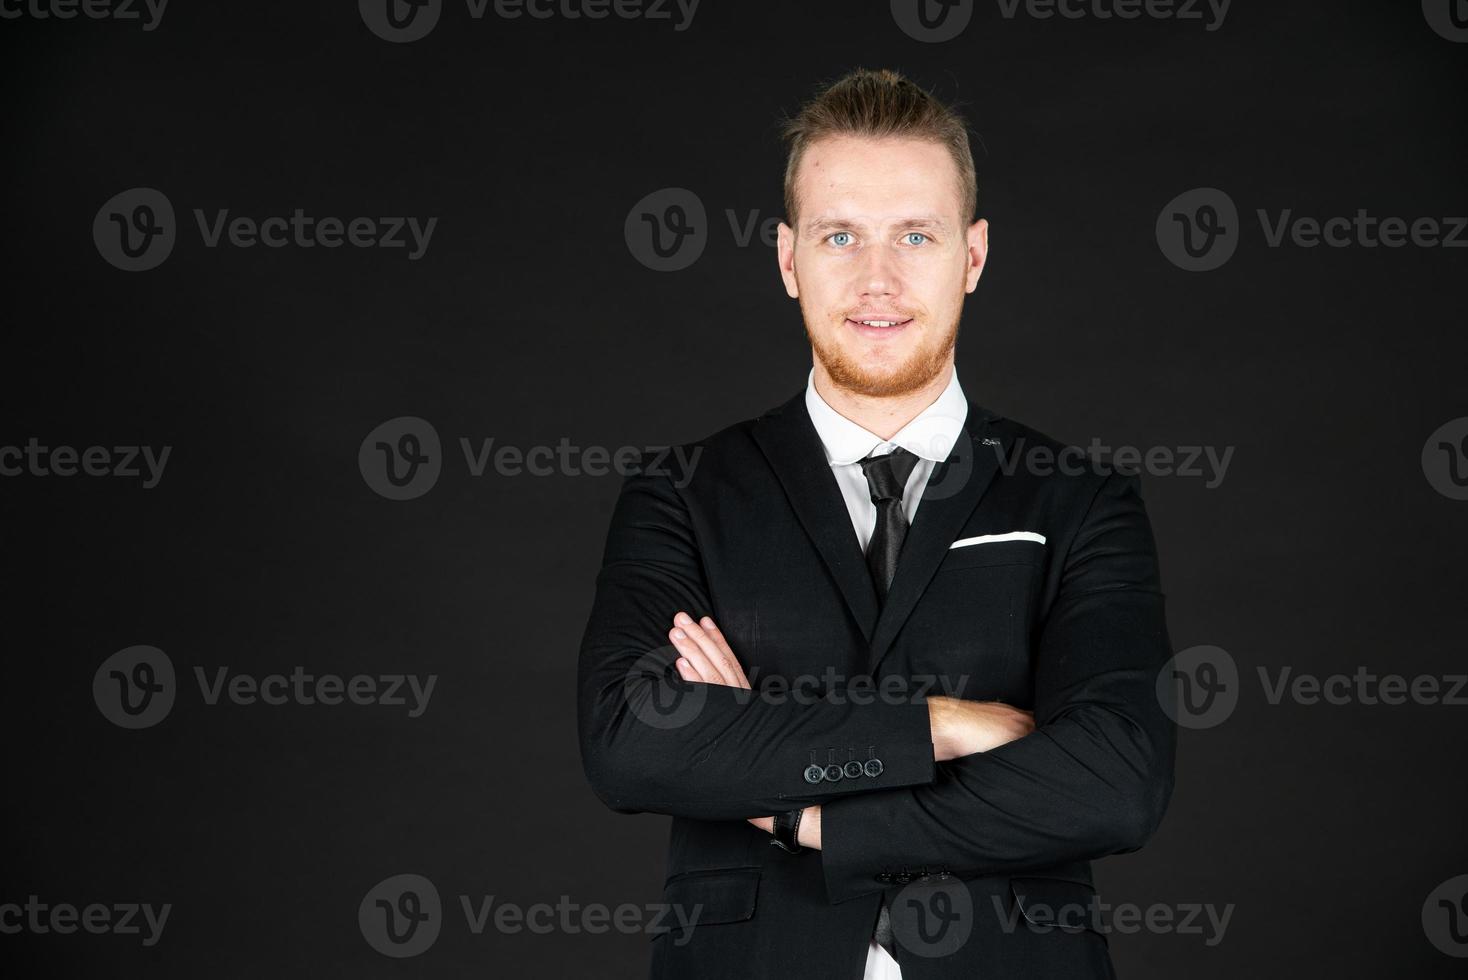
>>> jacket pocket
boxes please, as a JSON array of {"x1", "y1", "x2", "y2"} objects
[
  {"x1": 653, "y1": 868, "x2": 760, "y2": 941},
  {"x1": 938, "y1": 538, "x2": 1046, "y2": 573},
  {"x1": 1009, "y1": 876, "x2": 1106, "y2": 941}
]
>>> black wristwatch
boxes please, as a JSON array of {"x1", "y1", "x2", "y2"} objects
[{"x1": 770, "y1": 808, "x2": 804, "y2": 853}]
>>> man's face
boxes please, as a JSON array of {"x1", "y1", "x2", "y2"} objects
[{"x1": 778, "y1": 135, "x2": 988, "y2": 398}]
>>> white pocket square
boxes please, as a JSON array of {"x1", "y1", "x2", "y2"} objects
[{"x1": 949, "y1": 531, "x2": 1046, "y2": 549}]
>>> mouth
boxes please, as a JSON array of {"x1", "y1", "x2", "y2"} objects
[{"x1": 845, "y1": 315, "x2": 915, "y2": 339}]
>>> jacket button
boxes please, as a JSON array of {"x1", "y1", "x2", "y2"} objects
[
  {"x1": 863, "y1": 759, "x2": 884, "y2": 778},
  {"x1": 876, "y1": 873, "x2": 893, "y2": 884},
  {"x1": 843, "y1": 761, "x2": 864, "y2": 779},
  {"x1": 823, "y1": 764, "x2": 845, "y2": 782},
  {"x1": 803, "y1": 765, "x2": 825, "y2": 784},
  {"x1": 895, "y1": 873, "x2": 912, "y2": 884}
]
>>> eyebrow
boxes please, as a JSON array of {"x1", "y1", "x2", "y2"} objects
[{"x1": 801, "y1": 215, "x2": 953, "y2": 238}]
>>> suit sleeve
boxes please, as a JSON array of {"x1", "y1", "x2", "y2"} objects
[
  {"x1": 819, "y1": 472, "x2": 1177, "y2": 902},
  {"x1": 577, "y1": 463, "x2": 936, "y2": 821}
]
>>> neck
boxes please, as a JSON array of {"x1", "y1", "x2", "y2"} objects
[{"x1": 812, "y1": 357, "x2": 954, "y2": 441}]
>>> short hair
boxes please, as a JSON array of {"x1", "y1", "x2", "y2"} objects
[{"x1": 781, "y1": 68, "x2": 978, "y2": 227}]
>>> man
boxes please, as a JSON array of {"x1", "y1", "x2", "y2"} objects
[{"x1": 578, "y1": 68, "x2": 1174, "y2": 979}]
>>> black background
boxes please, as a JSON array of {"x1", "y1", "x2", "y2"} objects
[{"x1": 3, "y1": 0, "x2": 1466, "y2": 976}]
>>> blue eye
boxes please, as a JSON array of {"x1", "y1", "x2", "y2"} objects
[
  {"x1": 828, "y1": 232, "x2": 854, "y2": 247},
  {"x1": 904, "y1": 232, "x2": 929, "y2": 246}
]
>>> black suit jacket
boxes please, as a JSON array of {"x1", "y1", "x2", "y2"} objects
[{"x1": 577, "y1": 386, "x2": 1176, "y2": 979}]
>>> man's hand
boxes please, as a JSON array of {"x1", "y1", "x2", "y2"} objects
[
  {"x1": 927, "y1": 696, "x2": 1035, "y2": 761},
  {"x1": 747, "y1": 806, "x2": 822, "y2": 850},
  {"x1": 668, "y1": 611, "x2": 750, "y2": 688}
]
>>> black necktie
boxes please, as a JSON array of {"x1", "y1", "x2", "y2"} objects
[
  {"x1": 857, "y1": 446, "x2": 919, "y2": 960},
  {"x1": 859, "y1": 446, "x2": 920, "y2": 604}
]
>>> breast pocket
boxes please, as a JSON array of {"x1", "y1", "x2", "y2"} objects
[{"x1": 909, "y1": 539, "x2": 1047, "y2": 694}]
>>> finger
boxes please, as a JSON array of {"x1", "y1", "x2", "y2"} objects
[
  {"x1": 669, "y1": 625, "x2": 723, "y2": 684},
  {"x1": 674, "y1": 657, "x2": 700, "y2": 683},
  {"x1": 675, "y1": 614, "x2": 744, "y2": 688},
  {"x1": 746, "y1": 816, "x2": 774, "y2": 834},
  {"x1": 699, "y1": 616, "x2": 750, "y2": 688}
]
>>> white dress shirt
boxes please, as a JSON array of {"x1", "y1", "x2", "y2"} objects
[{"x1": 802, "y1": 364, "x2": 969, "y2": 980}]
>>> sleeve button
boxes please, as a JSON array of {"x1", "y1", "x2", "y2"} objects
[{"x1": 803, "y1": 764, "x2": 825, "y2": 785}]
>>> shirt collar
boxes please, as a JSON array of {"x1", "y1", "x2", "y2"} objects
[{"x1": 804, "y1": 365, "x2": 969, "y2": 466}]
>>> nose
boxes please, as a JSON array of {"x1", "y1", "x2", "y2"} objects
[{"x1": 858, "y1": 241, "x2": 901, "y2": 301}]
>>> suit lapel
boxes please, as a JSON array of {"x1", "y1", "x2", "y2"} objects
[
  {"x1": 751, "y1": 389, "x2": 880, "y2": 643},
  {"x1": 751, "y1": 389, "x2": 1006, "y2": 665},
  {"x1": 868, "y1": 403, "x2": 1003, "y2": 672}
]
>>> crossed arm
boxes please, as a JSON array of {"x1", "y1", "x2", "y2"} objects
[
  {"x1": 577, "y1": 466, "x2": 1175, "y2": 902},
  {"x1": 664, "y1": 609, "x2": 1035, "y2": 850}
]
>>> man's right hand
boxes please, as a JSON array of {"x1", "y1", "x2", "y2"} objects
[{"x1": 927, "y1": 696, "x2": 1035, "y2": 761}]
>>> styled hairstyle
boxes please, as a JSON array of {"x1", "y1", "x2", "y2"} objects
[{"x1": 781, "y1": 68, "x2": 977, "y2": 227}]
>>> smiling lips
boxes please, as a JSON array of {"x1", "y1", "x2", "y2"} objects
[{"x1": 845, "y1": 313, "x2": 914, "y2": 335}]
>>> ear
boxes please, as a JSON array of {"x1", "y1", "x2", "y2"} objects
[
  {"x1": 964, "y1": 218, "x2": 989, "y2": 294},
  {"x1": 777, "y1": 221, "x2": 799, "y2": 299}
]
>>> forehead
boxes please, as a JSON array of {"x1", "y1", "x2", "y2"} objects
[{"x1": 793, "y1": 134, "x2": 963, "y2": 224}]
